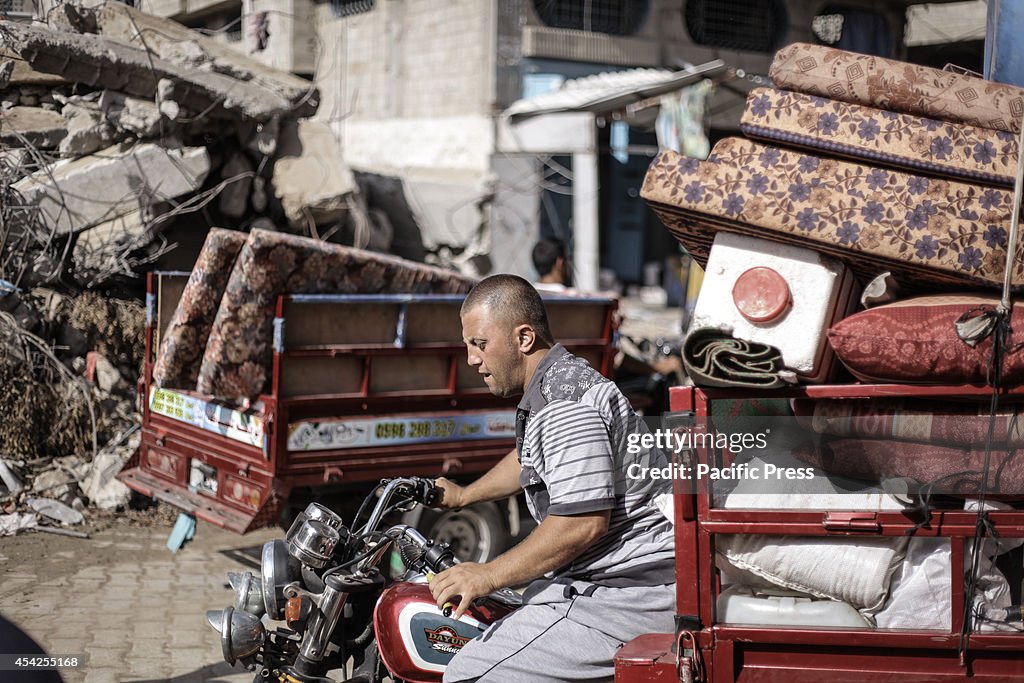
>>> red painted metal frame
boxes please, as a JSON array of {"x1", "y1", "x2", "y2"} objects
[
  {"x1": 120, "y1": 275, "x2": 619, "y2": 533},
  {"x1": 615, "y1": 384, "x2": 1024, "y2": 682}
]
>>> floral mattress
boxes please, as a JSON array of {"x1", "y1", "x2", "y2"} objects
[
  {"x1": 770, "y1": 42, "x2": 1024, "y2": 135},
  {"x1": 741, "y1": 88, "x2": 1018, "y2": 187},
  {"x1": 641, "y1": 138, "x2": 1023, "y2": 291}
]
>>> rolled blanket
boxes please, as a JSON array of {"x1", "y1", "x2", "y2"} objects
[{"x1": 682, "y1": 328, "x2": 787, "y2": 389}]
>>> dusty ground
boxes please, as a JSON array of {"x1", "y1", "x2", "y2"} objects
[{"x1": 0, "y1": 504, "x2": 280, "y2": 683}]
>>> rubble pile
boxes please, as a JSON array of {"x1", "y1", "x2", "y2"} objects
[{"x1": 0, "y1": 1, "x2": 367, "y2": 530}]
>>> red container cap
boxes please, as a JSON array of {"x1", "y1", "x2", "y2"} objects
[{"x1": 732, "y1": 267, "x2": 791, "y2": 323}]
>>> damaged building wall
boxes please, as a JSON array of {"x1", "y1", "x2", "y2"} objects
[{"x1": 312, "y1": 0, "x2": 499, "y2": 274}]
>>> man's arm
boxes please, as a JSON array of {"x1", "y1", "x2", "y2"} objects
[
  {"x1": 428, "y1": 509, "x2": 610, "y2": 619},
  {"x1": 435, "y1": 448, "x2": 522, "y2": 508}
]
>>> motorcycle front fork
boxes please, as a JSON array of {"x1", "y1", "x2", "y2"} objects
[{"x1": 248, "y1": 639, "x2": 384, "y2": 683}]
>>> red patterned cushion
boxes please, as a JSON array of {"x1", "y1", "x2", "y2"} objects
[{"x1": 827, "y1": 295, "x2": 1024, "y2": 384}]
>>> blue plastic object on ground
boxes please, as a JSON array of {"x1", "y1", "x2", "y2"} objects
[{"x1": 166, "y1": 512, "x2": 197, "y2": 553}]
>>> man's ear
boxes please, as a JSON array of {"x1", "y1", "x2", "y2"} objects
[{"x1": 515, "y1": 324, "x2": 537, "y2": 353}]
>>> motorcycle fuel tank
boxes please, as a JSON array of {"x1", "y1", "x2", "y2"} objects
[{"x1": 374, "y1": 582, "x2": 513, "y2": 683}]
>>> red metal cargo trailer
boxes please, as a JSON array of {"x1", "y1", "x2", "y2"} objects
[
  {"x1": 119, "y1": 271, "x2": 618, "y2": 546},
  {"x1": 616, "y1": 384, "x2": 1024, "y2": 683}
]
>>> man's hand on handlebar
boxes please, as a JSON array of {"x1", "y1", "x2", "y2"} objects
[
  {"x1": 429, "y1": 562, "x2": 497, "y2": 620},
  {"x1": 432, "y1": 477, "x2": 467, "y2": 510}
]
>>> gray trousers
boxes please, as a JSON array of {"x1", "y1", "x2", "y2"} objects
[{"x1": 443, "y1": 579, "x2": 676, "y2": 683}]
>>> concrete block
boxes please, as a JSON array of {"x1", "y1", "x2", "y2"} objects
[
  {"x1": 272, "y1": 118, "x2": 355, "y2": 226},
  {"x1": 73, "y1": 209, "x2": 148, "y2": 273},
  {"x1": 60, "y1": 101, "x2": 118, "y2": 157},
  {"x1": 0, "y1": 106, "x2": 67, "y2": 149},
  {"x1": 13, "y1": 142, "x2": 210, "y2": 236},
  {"x1": 99, "y1": 90, "x2": 162, "y2": 138}
]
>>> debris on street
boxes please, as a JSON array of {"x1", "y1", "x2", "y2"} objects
[{"x1": 0, "y1": 1, "x2": 370, "y2": 532}]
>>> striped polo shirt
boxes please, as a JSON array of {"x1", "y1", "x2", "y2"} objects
[{"x1": 516, "y1": 344, "x2": 675, "y2": 586}]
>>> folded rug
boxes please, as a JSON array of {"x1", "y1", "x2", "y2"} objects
[
  {"x1": 741, "y1": 87, "x2": 1018, "y2": 187},
  {"x1": 795, "y1": 439, "x2": 1024, "y2": 495},
  {"x1": 793, "y1": 398, "x2": 1024, "y2": 447},
  {"x1": 770, "y1": 42, "x2": 1024, "y2": 135},
  {"x1": 195, "y1": 229, "x2": 476, "y2": 402},
  {"x1": 152, "y1": 228, "x2": 248, "y2": 388},
  {"x1": 682, "y1": 327, "x2": 787, "y2": 389},
  {"x1": 641, "y1": 138, "x2": 1023, "y2": 291}
]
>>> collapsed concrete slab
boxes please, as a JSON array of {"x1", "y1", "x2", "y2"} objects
[
  {"x1": 272, "y1": 119, "x2": 356, "y2": 226},
  {"x1": 0, "y1": 48, "x2": 68, "y2": 86},
  {"x1": 12, "y1": 143, "x2": 210, "y2": 236},
  {"x1": 0, "y1": 22, "x2": 296, "y2": 122},
  {"x1": 92, "y1": 2, "x2": 317, "y2": 116},
  {"x1": 0, "y1": 106, "x2": 66, "y2": 148}
]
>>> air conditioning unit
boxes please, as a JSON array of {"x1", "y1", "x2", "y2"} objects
[
  {"x1": 0, "y1": 0, "x2": 36, "y2": 20},
  {"x1": 520, "y1": 0, "x2": 669, "y2": 67},
  {"x1": 518, "y1": 0, "x2": 814, "y2": 71}
]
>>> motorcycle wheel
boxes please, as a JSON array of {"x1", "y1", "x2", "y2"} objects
[{"x1": 410, "y1": 501, "x2": 508, "y2": 564}]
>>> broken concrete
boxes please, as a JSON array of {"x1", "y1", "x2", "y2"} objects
[
  {"x1": 61, "y1": 101, "x2": 118, "y2": 157},
  {"x1": 0, "y1": 49, "x2": 68, "y2": 87},
  {"x1": 73, "y1": 209, "x2": 148, "y2": 273},
  {"x1": 0, "y1": 106, "x2": 67, "y2": 149},
  {"x1": 1, "y1": 22, "x2": 297, "y2": 122},
  {"x1": 272, "y1": 119, "x2": 357, "y2": 227},
  {"x1": 92, "y1": 2, "x2": 317, "y2": 113},
  {"x1": 12, "y1": 142, "x2": 210, "y2": 236},
  {"x1": 218, "y1": 152, "x2": 253, "y2": 218},
  {"x1": 99, "y1": 90, "x2": 162, "y2": 138},
  {"x1": 81, "y1": 448, "x2": 132, "y2": 510}
]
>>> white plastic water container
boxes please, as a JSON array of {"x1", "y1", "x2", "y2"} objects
[
  {"x1": 690, "y1": 233, "x2": 859, "y2": 383},
  {"x1": 717, "y1": 585, "x2": 870, "y2": 628}
]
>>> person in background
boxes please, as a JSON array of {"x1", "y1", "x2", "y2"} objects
[{"x1": 531, "y1": 239, "x2": 571, "y2": 292}]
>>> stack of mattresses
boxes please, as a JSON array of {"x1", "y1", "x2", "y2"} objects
[
  {"x1": 153, "y1": 228, "x2": 475, "y2": 403},
  {"x1": 642, "y1": 42, "x2": 1024, "y2": 493},
  {"x1": 643, "y1": 42, "x2": 1024, "y2": 292}
]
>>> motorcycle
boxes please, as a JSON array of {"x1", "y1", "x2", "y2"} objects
[{"x1": 206, "y1": 477, "x2": 523, "y2": 683}]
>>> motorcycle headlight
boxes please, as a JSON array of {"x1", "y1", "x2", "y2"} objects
[
  {"x1": 286, "y1": 519, "x2": 340, "y2": 569},
  {"x1": 262, "y1": 539, "x2": 300, "y2": 620},
  {"x1": 227, "y1": 571, "x2": 265, "y2": 617},
  {"x1": 206, "y1": 606, "x2": 265, "y2": 665},
  {"x1": 287, "y1": 502, "x2": 345, "y2": 535}
]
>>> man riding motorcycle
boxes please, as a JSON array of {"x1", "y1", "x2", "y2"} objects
[{"x1": 429, "y1": 274, "x2": 676, "y2": 683}]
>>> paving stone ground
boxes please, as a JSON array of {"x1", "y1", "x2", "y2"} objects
[{"x1": 0, "y1": 516, "x2": 281, "y2": 683}]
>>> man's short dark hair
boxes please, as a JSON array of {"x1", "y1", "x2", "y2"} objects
[
  {"x1": 462, "y1": 274, "x2": 554, "y2": 345},
  {"x1": 532, "y1": 238, "x2": 567, "y2": 278}
]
